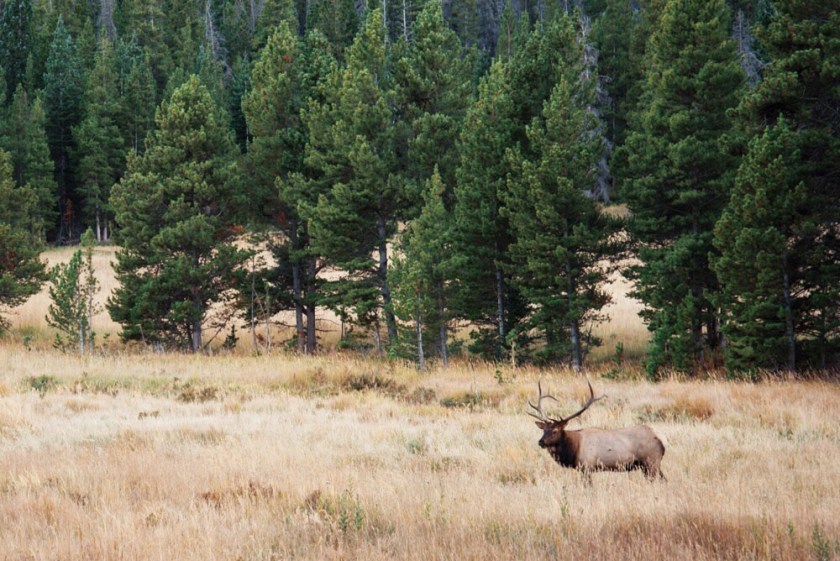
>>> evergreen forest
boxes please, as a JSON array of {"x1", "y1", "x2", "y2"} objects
[{"x1": 0, "y1": 0, "x2": 837, "y2": 376}]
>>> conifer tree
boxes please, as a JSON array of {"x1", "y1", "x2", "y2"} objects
[
  {"x1": 617, "y1": 0, "x2": 743, "y2": 375},
  {"x1": 590, "y1": 0, "x2": 634, "y2": 148},
  {"x1": 47, "y1": 228, "x2": 100, "y2": 353},
  {"x1": 504, "y1": 76, "x2": 620, "y2": 368},
  {"x1": 0, "y1": 0, "x2": 34, "y2": 100},
  {"x1": 305, "y1": 9, "x2": 405, "y2": 351},
  {"x1": 307, "y1": 0, "x2": 358, "y2": 58},
  {"x1": 74, "y1": 38, "x2": 125, "y2": 242},
  {"x1": 108, "y1": 76, "x2": 248, "y2": 352},
  {"x1": 242, "y1": 22, "x2": 320, "y2": 354},
  {"x1": 395, "y1": 0, "x2": 472, "y2": 200},
  {"x1": 117, "y1": 46, "x2": 157, "y2": 155},
  {"x1": 119, "y1": 0, "x2": 171, "y2": 91},
  {"x1": 0, "y1": 149, "x2": 46, "y2": 331},
  {"x1": 735, "y1": 1, "x2": 840, "y2": 369},
  {"x1": 2, "y1": 85, "x2": 56, "y2": 240},
  {"x1": 43, "y1": 16, "x2": 83, "y2": 242},
  {"x1": 391, "y1": 168, "x2": 454, "y2": 367},
  {"x1": 713, "y1": 118, "x2": 805, "y2": 373},
  {"x1": 252, "y1": 0, "x2": 298, "y2": 50},
  {"x1": 451, "y1": 60, "x2": 520, "y2": 359}
]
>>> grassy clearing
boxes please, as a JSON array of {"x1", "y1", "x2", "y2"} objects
[
  {"x1": 6, "y1": 245, "x2": 651, "y2": 360},
  {"x1": 1, "y1": 345, "x2": 838, "y2": 560}
]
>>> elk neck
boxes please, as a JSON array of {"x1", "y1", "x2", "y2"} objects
[{"x1": 546, "y1": 429, "x2": 581, "y2": 468}]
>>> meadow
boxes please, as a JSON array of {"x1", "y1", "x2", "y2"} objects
[{"x1": 0, "y1": 247, "x2": 838, "y2": 560}]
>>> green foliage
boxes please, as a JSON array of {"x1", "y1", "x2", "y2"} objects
[
  {"x1": 394, "y1": 0, "x2": 473, "y2": 199},
  {"x1": 391, "y1": 169, "x2": 454, "y2": 367},
  {"x1": 304, "y1": 9, "x2": 406, "y2": 349},
  {"x1": 617, "y1": 0, "x2": 744, "y2": 375},
  {"x1": 29, "y1": 374, "x2": 58, "y2": 396},
  {"x1": 73, "y1": 39, "x2": 125, "y2": 242},
  {"x1": 1, "y1": 85, "x2": 57, "y2": 239},
  {"x1": 43, "y1": 16, "x2": 83, "y2": 242},
  {"x1": 504, "y1": 74, "x2": 621, "y2": 368},
  {"x1": 590, "y1": 0, "x2": 636, "y2": 148},
  {"x1": 450, "y1": 60, "x2": 518, "y2": 360},
  {"x1": 714, "y1": 118, "x2": 806, "y2": 373},
  {"x1": 108, "y1": 76, "x2": 248, "y2": 352},
  {"x1": 0, "y1": 0, "x2": 33, "y2": 100},
  {"x1": 307, "y1": 0, "x2": 358, "y2": 59},
  {"x1": 0, "y1": 149, "x2": 47, "y2": 331},
  {"x1": 116, "y1": 42, "x2": 157, "y2": 155},
  {"x1": 735, "y1": 1, "x2": 840, "y2": 369},
  {"x1": 47, "y1": 228, "x2": 100, "y2": 353}
]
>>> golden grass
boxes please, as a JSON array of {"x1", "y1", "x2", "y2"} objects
[
  {"x1": 1, "y1": 345, "x2": 838, "y2": 560},
  {"x1": 9, "y1": 245, "x2": 122, "y2": 342},
  {"x1": 9, "y1": 245, "x2": 652, "y2": 362}
]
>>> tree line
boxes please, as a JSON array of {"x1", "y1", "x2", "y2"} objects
[{"x1": 0, "y1": 0, "x2": 837, "y2": 376}]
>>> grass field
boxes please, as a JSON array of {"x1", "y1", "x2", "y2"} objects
[
  {"x1": 1, "y1": 247, "x2": 838, "y2": 560},
  {"x1": 1, "y1": 348, "x2": 839, "y2": 560}
]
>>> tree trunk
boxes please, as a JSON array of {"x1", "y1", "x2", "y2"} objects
[
  {"x1": 192, "y1": 317, "x2": 202, "y2": 353},
  {"x1": 377, "y1": 215, "x2": 398, "y2": 347},
  {"x1": 565, "y1": 258, "x2": 582, "y2": 373},
  {"x1": 290, "y1": 220, "x2": 305, "y2": 354},
  {"x1": 781, "y1": 245, "x2": 796, "y2": 371},
  {"x1": 416, "y1": 312, "x2": 425, "y2": 370},
  {"x1": 495, "y1": 238, "x2": 506, "y2": 361},
  {"x1": 305, "y1": 256, "x2": 317, "y2": 354},
  {"x1": 437, "y1": 288, "x2": 448, "y2": 366}
]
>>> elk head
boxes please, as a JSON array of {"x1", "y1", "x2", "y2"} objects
[{"x1": 528, "y1": 379, "x2": 604, "y2": 450}]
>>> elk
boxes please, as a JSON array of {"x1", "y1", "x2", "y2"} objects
[{"x1": 529, "y1": 380, "x2": 666, "y2": 481}]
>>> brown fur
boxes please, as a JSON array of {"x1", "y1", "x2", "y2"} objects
[
  {"x1": 536, "y1": 420, "x2": 666, "y2": 480},
  {"x1": 530, "y1": 382, "x2": 666, "y2": 481}
]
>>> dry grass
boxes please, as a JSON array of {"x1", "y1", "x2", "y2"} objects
[
  {"x1": 1, "y1": 345, "x2": 838, "y2": 561},
  {"x1": 9, "y1": 245, "x2": 122, "y2": 342},
  {"x1": 7, "y1": 245, "x2": 651, "y2": 359}
]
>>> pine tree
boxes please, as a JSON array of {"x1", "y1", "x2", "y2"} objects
[
  {"x1": 304, "y1": 9, "x2": 405, "y2": 351},
  {"x1": 736, "y1": 1, "x2": 840, "y2": 369},
  {"x1": 1, "y1": 85, "x2": 56, "y2": 240},
  {"x1": 116, "y1": 45, "x2": 157, "y2": 155},
  {"x1": 73, "y1": 38, "x2": 125, "y2": 242},
  {"x1": 108, "y1": 76, "x2": 248, "y2": 352},
  {"x1": 43, "y1": 16, "x2": 83, "y2": 242},
  {"x1": 119, "y1": 0, "x2": 171, "y2": 91},
  {"x1": 504, "y1": 76, "x2": 619, "y2": 368},
  {"x1": 0, "y1": 0, "x2": 34, "y2": 100},
  {"x1": 307, "y1": 0, "x2": 358, "y2": 58},
  {"x1": 590, "y1": 0, "x2": 634, "y2": 148},
  {"x1": 451, "y1": 60, "x2": 520, "y2": 360},
  {"x1": 46, "y1": 228, "x2": 101, "y2": 353},
  {"x1": 394, "y1": 0, "x2": 472, "y2": 200},
  {"x1": 391, "y1": 168, "x2": 454, "y2": 367},
  {"x1": 229, "y1": 54, "x2": 250, "y2": 149},
  {"x1": 617, "y1": 0, "x2": 744, "y2": 375},
  {"x1": 242, "y1": 22, "x2": 319, "y2": 353},
  {"x1": 252, "y1": 0, "x2": 298, "y2": 51},
  {"x1": 0, "y1": 149, "x2": 47, "y2": 331},
  {"x1": 713, "y1": 118, "x2": 806, "y2": 374}
]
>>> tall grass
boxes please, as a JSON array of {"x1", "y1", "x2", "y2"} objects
[
  {"x1": 1, "y1": 345, "x2": 838, "y2": 560},
  {"x1": 9, "y1": 245, "x2": 651, "y2": 360}
]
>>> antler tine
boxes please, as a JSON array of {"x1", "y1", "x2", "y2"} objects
[
  {"x1": 561, "y1": 378, "x2": 606, "y2": 424},
  {"x1": 528, "y1": 380, "x2": 560, "y2": 422}
]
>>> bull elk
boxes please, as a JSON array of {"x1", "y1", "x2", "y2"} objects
[{"x1": 529, "y1": 381, "x2": 666, "y2": 481}]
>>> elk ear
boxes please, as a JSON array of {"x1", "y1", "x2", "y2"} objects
[{"x1": 535, "y1": 421, "x2": 548, "y2": 429}]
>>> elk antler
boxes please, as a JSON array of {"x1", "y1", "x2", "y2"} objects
[
  {"x1": 560, "y1": 379, "x2": 606, "y2": 424},
  {"x1": 528, "y1": 380, "x2": 561, "y2": 422}
]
